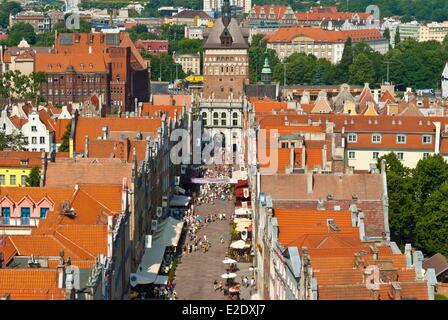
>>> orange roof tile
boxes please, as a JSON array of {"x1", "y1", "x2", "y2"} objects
[{"x1": 0, "y1": 269, "x2": 65, "y2": 300}]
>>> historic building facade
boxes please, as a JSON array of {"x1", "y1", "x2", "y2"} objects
[{"x1": 200, "y1": 0, "x2": 249, "y2": 160}]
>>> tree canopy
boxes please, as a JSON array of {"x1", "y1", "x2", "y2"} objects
[
  {"x1": 26, "y1": 166, "x2": 41, "y2": 187},
  {"x1": 379, "y1": 153, "x2": 448, "y2": 256},
  {"x1": 0, "y1": 131, "x2": 27, "y2": 150}
]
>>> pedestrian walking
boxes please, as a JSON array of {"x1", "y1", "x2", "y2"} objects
[
  {"x1": 243, "y1": 276, "x2": 249, "y2": 288},
  {"x1": 213, "y1": 280, "x2": 218, "y2": 291},
  {"x1": 250, "y1": 277, "x2": 255, "y2": 288},
  {"x1": 219, "y1": 234, "x2": 224, "y2": 244}
]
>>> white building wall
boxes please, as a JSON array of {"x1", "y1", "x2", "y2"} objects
[
  {"x1": 21, "y1": 111, "x2": 51, "y2": 152},
  {"x1": 347, "y1": 149, "x2": 433, "y2": 171}
]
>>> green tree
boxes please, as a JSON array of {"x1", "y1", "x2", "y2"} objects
[
  {"x1": 27, "y1": 72, "x2": 47, "y2": 107},
  {"x1": 0, "y1": 131, "x2": 27, "y2": 150},
  {"x1": 334, "y1": 37, "x2": 353, "y2": 83},
  {"x1": 394, "y1": 27, "x2": 401, "y2": 46},
  {"x1": 25, "y1": 166, "x2": 41, "y2": 187},
  {"x1": 412, "y1": 154, "x2": 448, "y2": 204},
  {"x1": 416, "y1": 182, "x2": 448, "y2": 256},
  {"x1": 0, "y1": 1, "x2": 22, "y2": 28},
  {"x1": 58, "y1": 122, "x2": 71, "y2": 152},
  {"x1": 377, "y1": 153, "x2": 416, "y2": 246},
  {"x1": 349, "y1": 53, "x2": 375, "y2": 85},
  {"x1": 383, "y1": 27, "x2": 391, "y2": 44},
  {"x1": 7, "y1": 22, "x2": 37, "y2": 46}
]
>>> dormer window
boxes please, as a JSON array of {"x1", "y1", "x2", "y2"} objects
[
  {"x1": 80, "y1": 63, "x2": 84, "y2": 70},
  {"x1": 56, "y1": 64, "x2": 61, "y2": 70},
  {"x1": 48, "y1": 64, "x2": 52, "y2": 70},
  {"x1": 20, "y1": 160, "x2": 28, "y2": 166},
  {"x1": 89, "y1": 64, "x2": 93, "y2": 69}
]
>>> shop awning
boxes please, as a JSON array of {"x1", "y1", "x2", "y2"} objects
[
  {"x1": 154, "y1": 275, "x2": 169, "y2": 285},
  {"x1": 235, "y1": 208, "x2": 253, "y2": 216},
  {"x1": 235, "y1": 219, "x2": 252, "y2": 232},
  {"x1": 170, "y1": 195, "x2": 191, "y2": 207},
  {"x1": 235, "y1": 180, "x2": 248, "y2": 188},
  {"x1": 130, "y1": 244, "x2": 166, "y2": 286},
  {"x1": 153, "y1": 216, "x2": 184, "y2": 247},
  {"x1": 130, "y1": 217, "x2": 184, "y2": 286},
  {"x1": 230, "y1": 240, "x2": 250, "y2": 249}
]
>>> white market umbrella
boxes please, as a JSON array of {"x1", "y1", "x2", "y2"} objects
[
  {"x1": 230, "y1": 240, "x2": 246, "y2": 249},
  {"x1": 221, "y1": 273, "x2": 237, "y2": 279},
  {"x1": 222, "y1": 258, "x2": 237, "y2": 264}
]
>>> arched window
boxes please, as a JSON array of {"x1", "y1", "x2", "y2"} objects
[
  {"x1": 221, "y1": 112, "x2": 227, "y2": 126},
  {"x1": 232, "y1": 112, "x2": 239, "y2": 126},
  {"x1": 213, "y1": 112, "x2": 219, "y2": 126},
  {"x1": 202, "y1": 112, "x2": 208, "y2": 126}
]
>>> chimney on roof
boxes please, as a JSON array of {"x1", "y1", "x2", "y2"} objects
[
  {"x1": 322, "y1": 144, "x2": 327, "y2": 170},
  {"x1": 102, "y1": 126, "x2": 108, "y2": 140},
  {"x1": 404, "y1": 243, "x2": 412, "y2": 268},
  {"x1": 145, "y1": 136, "x2": 151, "y2": 162},
  {"x1": 40, "y1": 151, "x2": 47, "y2": 187},
  {"x1": 373, "y1": 89, "x2": 380, "y2": 104},
  {"x1": 57, "y1": 259, "x2": 65, "y2": 289},
  {"x1": 131, "y1": 147, "x2": 137, "y2": 179},
  {"x1": 413, "y1": 250, "x2": 424, "y2": 280},
  {"x1": 357, "y1": 211, "x2": 365, "y2": 241},
  {"x1": 301, "y1": 144, "x2": 306, "y2": 170},
  {"x1": 391, "y1": 282, "x2": 402, "y2": 300},
  {"x1": 107, "y1": 215, "x2": 113, "y2": 258},
  {"x1": 289, "y1": 146, "x2": 295, "y2": 173},
  {"x1": 306, "y1": 172, "x2": 313, "y2": 193},
  {"x1": 434, "y1": 121, "x2": 441, "y2": 154},
  {"x1": 84, "y1": 136, "x2": 89, "y2": 158}
]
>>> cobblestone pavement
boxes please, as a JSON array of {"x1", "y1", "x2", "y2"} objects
[{"x1": 174, "y1": 200, "x2": 235, "y2": 300}]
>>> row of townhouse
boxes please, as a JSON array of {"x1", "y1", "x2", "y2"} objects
[
  {"x1": 0, "y1": 103, "x2": 72, "y2": 153},
  {"x1": 245, "y1": 5, "x2": 380, "y2": 41},
  {"x1": 0, "y1": 94, "x2": 195, "y2": 299},
  {"x1": 244, "y1": 95, "x2": 438, "y2": 300}
]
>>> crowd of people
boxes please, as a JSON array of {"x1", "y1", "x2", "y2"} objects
[{"x1": 193, "y1": 165, "x2": 233, "y2": 205}]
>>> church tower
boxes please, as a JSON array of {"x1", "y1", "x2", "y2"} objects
[{"x1": 202, "y1": 0, "x2": 249, "y2": 100}]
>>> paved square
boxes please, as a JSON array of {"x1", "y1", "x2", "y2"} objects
[{"x1": 174, "y1": 201, "x2": 234, "y2": 300}]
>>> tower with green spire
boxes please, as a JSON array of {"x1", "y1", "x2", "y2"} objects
[{"x1": 261, "y1": 49, "x2": 272, "y2": 85}]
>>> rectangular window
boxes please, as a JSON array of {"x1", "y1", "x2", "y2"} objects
[
  {"x1": 396, "y1": 134, "x2": 406, "y2": 144},
  {"x1": 0, "y1": 175, "x2": 5, "y2": 185},
  {"x1": 348, "y1": 151, "x2": 356, "y2": 159},
  {"x1": 422, "y1": 135, "x2": 432, "y2": 144},
  {"x1": 21, "y1": 175, "x2": 27, "y2": 186},
  {"x1": 10, "y1": 175, "x2": 16, "y2": 185},
  {"x1": 371, "y1": 134, "x2": 382, "y2": 143},
  {"x1": 40, "y1": 137, "x2": 45, "y2": 144},
  {"x1": 423, "y1": 152, "x2": 430, "y2": 159},
  {"x1": 1, "y1": 207, "x2": 10, "y2": 225},
  {"x1": 397, "y1": 152, "x2": 404, "y2": 160},
  {"x1": 348, "y1": 133, "x2": 357, "y2": 143},
  {"x1": 40, "y1": 207, "x2": 49, "y2": 219},
  {"x1": 281, "y1": 142, "x2": 288, "y2": 149},
  {"x1": 31, "y1": 126, "x2": 37, "y2": 132},
  {"x1": 373, "y1": 152, "x2": 379, "y2": 159},
  {"x1": 20, "y1": 207, "x2": 31, "y2": 225},
  {"x1": 32, "y1": 137, "x2": 37, "y2": 144}
]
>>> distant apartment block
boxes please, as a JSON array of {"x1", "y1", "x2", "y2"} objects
[
  {"x1": 9, "y1": 10, "x2": 64, "y2": 34},
  {"x1": 134, "y1": 39, "x2": 169, "y2": 56},
  {"x1": 266, "y1": 28, "x2": 388, "y2": 63},
  {"x1": 419, "y1": 21, "x2": 448, "y2": 42},
  {"x1": 173, "y1": 52, "x2": 201, "y2": 75}
]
